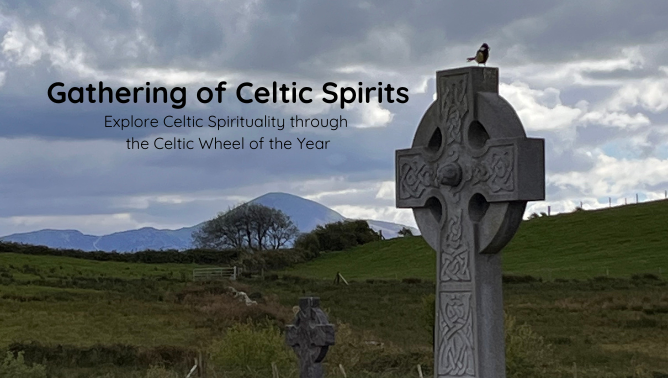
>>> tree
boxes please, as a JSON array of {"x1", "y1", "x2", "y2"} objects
[
  {"x1": 302, "y1": 219, "x2": 379, "y2": 252},
  {"x1": 193, "y1": 202, "x2": 299, "y2": 251},
  {"x1": 267, "y1": 211, "x2": 300, "y2": 249},
  {"x1": 294, "y1": 232, "x2": 320, "y2": 254},
  {"x1": 398, "y1": 227, "x2": 413, "y2": 237}
]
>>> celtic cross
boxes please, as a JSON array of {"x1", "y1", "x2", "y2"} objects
[
  {"x1": 286, "y1": 297, "x2": 336, "y2": 378},
  {"x1": 396, "y1": 67, "x2": 545, "y2": 378}
]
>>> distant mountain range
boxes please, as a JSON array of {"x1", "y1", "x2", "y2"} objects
[{"x1": 0, "y1": 192, "x2": 419, "y2": 252}]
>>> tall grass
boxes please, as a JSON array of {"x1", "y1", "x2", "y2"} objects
[
  {"x1": 0, "y1": 351, "x2": 46, "y2": 378},
  {"x1": 208, "y1": 321, "x2": 296, "y2": 378}
]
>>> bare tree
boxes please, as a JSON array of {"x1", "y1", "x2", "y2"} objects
[
  {"x1": 193, "y1": 202, "x2": 299, "y2": 251},
  {"x1": 267, "y1": 214, "x2": 300, "y2": 249}
]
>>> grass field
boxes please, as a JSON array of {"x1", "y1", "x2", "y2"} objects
[
  {"x1": 0, "y1": 253, "x2": 200, "y2": 281},
  {"x1": 0, "y1": 252, "x2": 666, "y2": 377},
  {"x1": 0, "y1": 200, "x2": 667, "y2": 376},
  {"x1": 0, "y1": 254, "x2": 211, "y2": 351},
  {"x1": 284, "y1": 200, "x2": 668, "y2": 280},
  {"x1": 255, "y1": 275, "x2": 668, "y2": 378}
]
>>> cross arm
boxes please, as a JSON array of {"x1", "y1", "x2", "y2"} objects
[
  {"x1": 469, "y1": 137, "x2": 545, "y2": 203},
  {"x1": 395, "y1": 147, "x2": 440, "y2": 208}
]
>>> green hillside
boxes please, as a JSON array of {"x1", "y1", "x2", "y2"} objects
[
  {"x1": 285, "y1": 200, "x2": 668, "y2": 280},
  {"x1": 0, "y1": 253, "x2": 201, "y2": 281}
]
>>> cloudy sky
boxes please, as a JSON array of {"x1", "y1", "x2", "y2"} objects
[{"x1": 1, "y1": 0, "x2": 667, "y2": 236}]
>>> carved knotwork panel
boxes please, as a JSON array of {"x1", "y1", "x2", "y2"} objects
[
  {"x1": 397, "y1": 155, "x2": 437, "y2": 200},
  {"x1": 470, "y1": 145, "x2": 514, "y2": 194},
  {"x1": 440, "y1": 209, "x2": 471, "y2": 282},
  {"x1": 440, "y1": 75, "x2": 469, "y2": 142},
  {"x1": 438, "y1": 292, "x2": 475, "y2": 377}
]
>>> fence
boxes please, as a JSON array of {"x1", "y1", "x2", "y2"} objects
[
  {"x1": 192, "y1": 267, "x2": 239, "y2": 281},
  {"x1": 537, "y1": 190, "x2": 668, "y2": 217}
]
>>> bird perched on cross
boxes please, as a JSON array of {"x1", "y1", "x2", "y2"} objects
[{"x1": 467, "y1": 43, "x2": 490, "y2": 66}]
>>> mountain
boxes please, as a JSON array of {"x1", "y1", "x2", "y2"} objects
[
  {"x1": 251, "y1": 192, "x2": 344, "y2": 232},
  {"x1": 1, "y1": 229, "x2": 99, "y2": 251},
  {"x1": 93, "y1": 226, "x2": 199, "y2": 253},
  {"x1": 251, "y1": 192, "x2": 419, "y2": 239},
  {"x1": 0, "y1": 192, "x2": 418, "y2": 252}
]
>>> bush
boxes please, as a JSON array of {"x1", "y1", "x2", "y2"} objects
[
  {"x1": 326, "y1": 322, "x2": 431, "y2": 376},
  {"x1": 632, "y1": 273, "x2": 661, "y2": 281},
  {"x1": 236, "y1": 248, "x2": 318, "y2": 272},
  {"x1": 0, "y1": 351, "x2": 47, "y2": 378},
  {"x1": 293, "y1": 232, "x2": 320, "y2": 255},
  {"x1": 398, "y1": 227, "x2": 413, "y2": 237},
  {"x1": 0, "y1": 241, "x2": 239, "y2": 265},
  {"x1": 208, "y1": 321, "x2": 295, "y2": 374},
  {"x1": 505, "y1": 314, "x2": 555, "y2": 377},
  {"x1": 421, "y1": 296, "x2": 554, "y2": 376},
  {"x1": 502, "y1": 274, "x2": 540, "y2": 284},
  {"x1": 265, "y1": 273, "x2": 279, "y2": 281},
  {"x1": 296, "y1": 220, "x2": 380, "y2": 253},
  {"x1": 7, "y1": 342, "x2": 195, "y2": 369}
]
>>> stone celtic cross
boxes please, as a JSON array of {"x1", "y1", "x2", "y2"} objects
[
  {"x1": 396, "y1": 67, "x2": 545, "y2": 378},
  {"x1": 286, "y1": 297, "x2": 336, "y2": 378}
]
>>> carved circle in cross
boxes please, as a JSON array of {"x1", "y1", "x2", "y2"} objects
[
  {"x1": 396, "y1": 72, "x2": 544, "y2": 255},
  {"x1": 286, "y1": 297, "x2": 335, "y2": 377}
]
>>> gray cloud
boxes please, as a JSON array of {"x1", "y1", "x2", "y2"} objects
[{"x1": 0, "y1": 0, "x2": 667, "y2": 235}]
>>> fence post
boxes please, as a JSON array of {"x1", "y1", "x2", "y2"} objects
[
  {"x1": 609, "y1": 197, "x2": 611, "y2": 207},
  {"x1": 636, "y1": 193, "x2": 639, "y2": 203},
  {"x1": 192, "y1": 267, "x2": 238, "y2": 281},
  {"x1": 548, "y1": 206, "x2": 551, "y2": 216},
  {"x1": 198, "y1": 351, "x2": 203, "y2": 378}
]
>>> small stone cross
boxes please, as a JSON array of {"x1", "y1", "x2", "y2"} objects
[
  {"x1": 396, "y1": 67, "x2": 545, "y2": 377},
  {"x1": 286, "y1": 297, "x2": 336, "y2": 378}
]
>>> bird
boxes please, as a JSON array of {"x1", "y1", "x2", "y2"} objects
[{"x1": 467, "y1": 43, "x2": 490, "y2": 66}]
